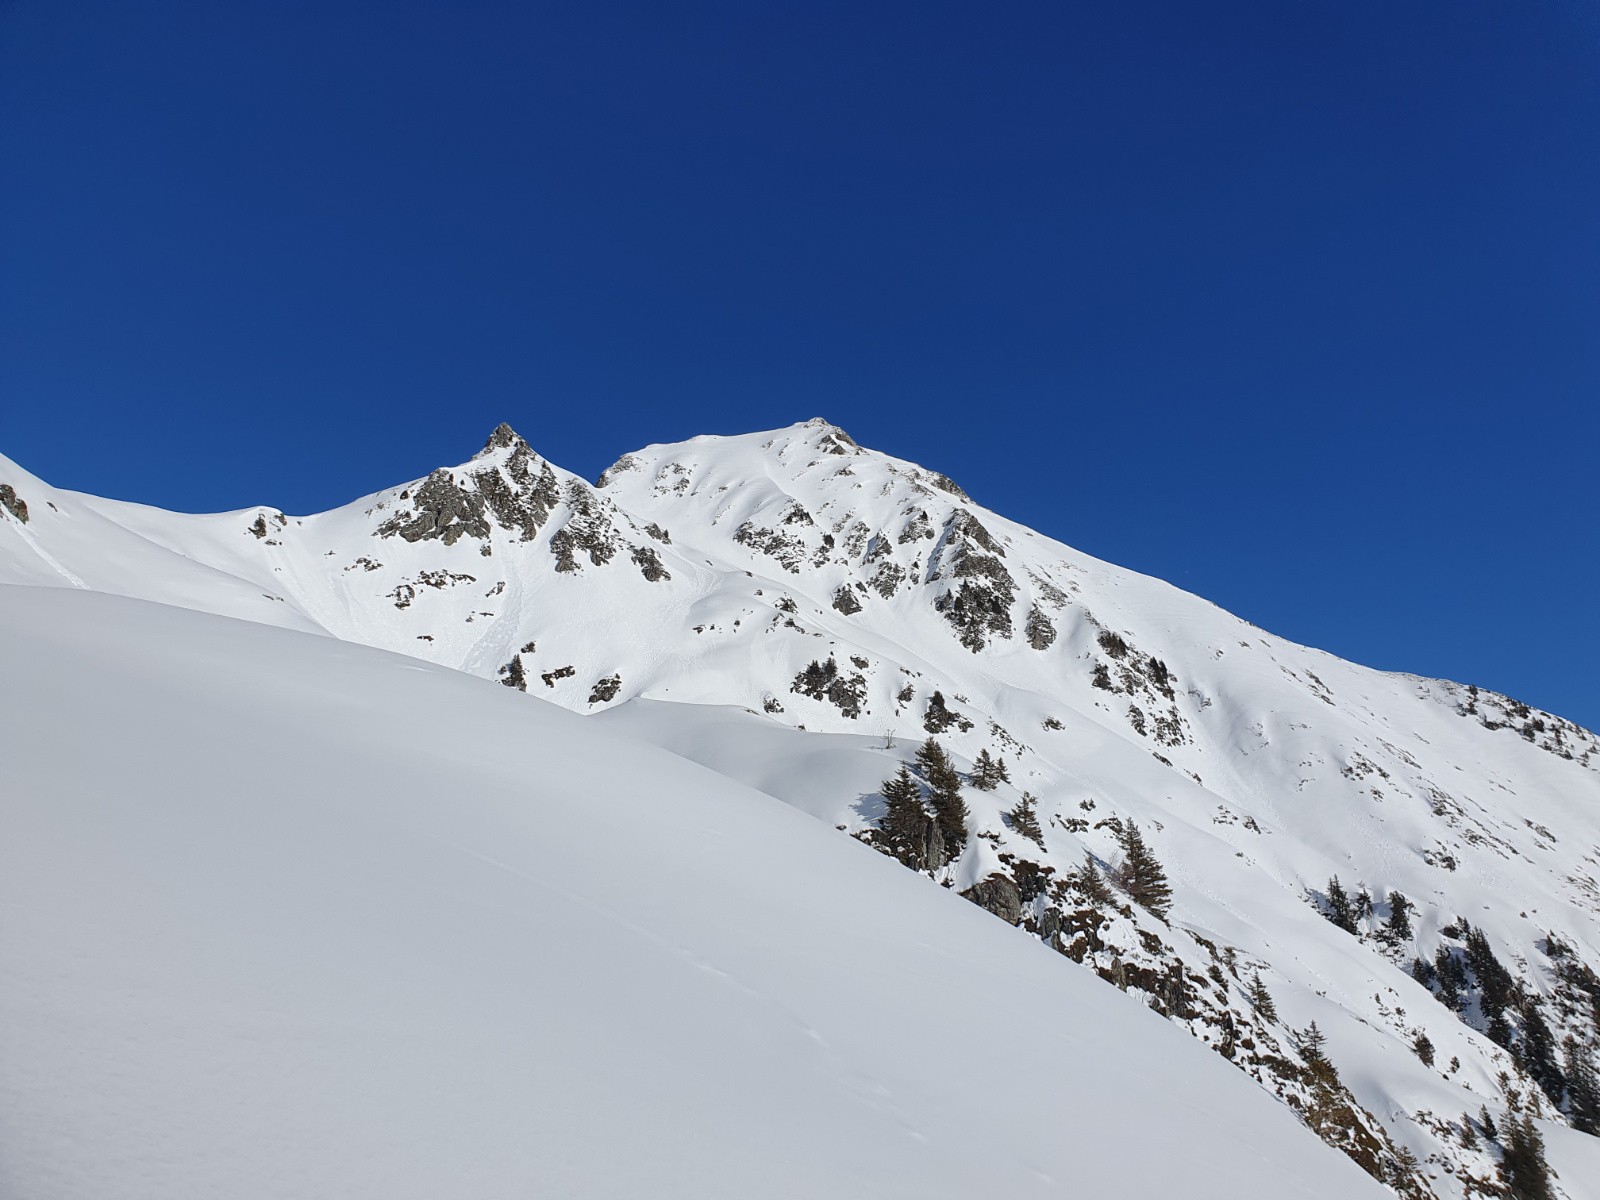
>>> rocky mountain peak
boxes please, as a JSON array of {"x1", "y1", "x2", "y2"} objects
[{"x1": 475, "y1": 422, "x2": 532, "y2": 458}]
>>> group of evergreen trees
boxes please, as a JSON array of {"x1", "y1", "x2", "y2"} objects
[
  {"x1": 1406, "y1": 922, "x2": 1600, "y2": 1135},
  {"x1": 870, "y1": 743, "x2": 1173, "y2": 922},
  {"x1": 871, "y1": 738, "x2": 970, "y2": 873},
  {"x1": 1321, "y1": 877, "x2": 1415, "y2": 946}
]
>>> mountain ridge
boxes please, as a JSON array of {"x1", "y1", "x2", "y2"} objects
[{"x1": 2, "y1": 421, "x2": 1597, "y2": 1197}]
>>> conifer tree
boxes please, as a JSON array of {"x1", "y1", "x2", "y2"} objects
[
  {"x1": 1296, "y1": 1021, "x2": 1339, "y2": 1088},
  {"x1": 971, "y1": 749, "x2": 1001, "y2": 791},
  {"x1": 1113, "y1": 822, "x2": 1173, "y2": 918},
  {"x1": 1355, "y1": 887, "x2": 1374, "y2": 921},
  {"x1": 915, "y1": 738, "x2": 968, "y2": 860},
  {"x1": 1497, "y1": 1111, "x2": 1554, "y2": 1200},
  {"x1": 1413, "y1": 1032, "x2": 1435, "y2": 1067},
  {"x1": 1435, "y1": 947, "x2": 1467, "y2": 1011},
  {"x1": 1382, "y1": 890, "x2": 1414, "y2": 944},
  {"x1": 1516, "y1": 1007, "x2": 1564, "y2": 1106},
  {"x1": 1066, "y1": 851, "x2": 1114, "y2": 907},
  {"x1": 1325, "y1": 876, "x2": 1358, "y2": 933},
  {"x1": 1246, "y1": 973, "x2": 1278, "y2": 1023},
  {"x1": 876, "y1": 766, "x2": 930, "y2": 871},
  {"x1": 1006, "y1": 792, "x2": 1045, "y2": 846},
  {"x1": 1562, "y1": 1036, "x2": 1600, "y2": 1135}
]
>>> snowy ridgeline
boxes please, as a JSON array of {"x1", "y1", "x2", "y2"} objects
[{"x1": 2, "y1": 419, "x2": 1599, "y2": 1197}]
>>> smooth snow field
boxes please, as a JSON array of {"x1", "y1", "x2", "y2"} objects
[{"x1": 0, "y1": 585, "x2": 1384, "y2": 1199}]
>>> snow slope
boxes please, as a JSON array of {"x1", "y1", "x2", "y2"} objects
[
  {"x1": 2, "y1": 419, "x2": 1596, "y2": 1196},
  {"x1": 0, "y1": 585, "x2": 1384, "y2": 1199}
]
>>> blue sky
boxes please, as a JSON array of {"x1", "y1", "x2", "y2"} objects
[{"x1": 2, "y1": 1, "x2": 1597, "y2": 729}]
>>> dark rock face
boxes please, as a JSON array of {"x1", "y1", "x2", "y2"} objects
[
  {"x1": 1038, "y1": 905, "x2": 1063, "y2": 949},
  {"x1": 926, "y1": 471, "x2": 971, "y2": 501},
  {"x1": 475, "y1": 427, "x2": 560, "y2": 540},
  {"x1": 963, "y1": 874, "x2": 1023, "y2": 925},
  {"x1": 790, "y1": 656, "x2": 867, "y2": 720},
  {"x1": 499, "y1": 657, "x2": 528, "y2": 691},
  {"x1": 1025, "y1": 606, "x2": 1057, "y2": 650},
  {"x1": 922, "y1": 818, "x2": 948, "y2": 873},
  {"x1": 923, "y1": 690, "x2": 973, "y2": 734},
  {"x1": 931, "y1": 512, "x2": 1017, "y2": 652},
  {"x1": 631, "y1": 546, "x2": 670, "y2": 581},
  {"x1": 478, "y1": 422, "x2": 524, "y2": 454},
  {"x1": 815, "y1": 425, "x2": 858, "y2": 456},
  {"x1": 588, "y1": 674, "x2": 622, "y2": 704},
  {"x1": 376, "y1": 470, "x2": 491, "y2": 545},
  {"x1": 594, "y1": 453, "x2": 641, "y2": 488},
  {"x1": 550, "y1": 484, "x2": 625, "y2": 573},
  {"x1": 540, "y1": 665, "x2": 576, "y2": 687},
  {"x1": 377, "y1": 429, "x2": 562, "y2": 547},
  {"x1": 831, "y1": 585, "x2": 862, "y2": 615},
  {"x1": 473, "y1": 462, "x2": 559, "y2": 542},
  {"x1": 0, "y1": 484, "x2": 26, "y2": 523}
]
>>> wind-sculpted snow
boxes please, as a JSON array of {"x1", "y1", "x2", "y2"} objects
[
  {"x1": 2, "y1": 419, "x2": 1598, "y2": 1196},
  {"x1": 0, "y1": 586, "x2": 1385, "y2": 1199}
]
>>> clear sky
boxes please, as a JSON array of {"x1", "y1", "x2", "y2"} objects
[{"x1": 2, "y1": 1, "x2": 1597, "y2": 730}]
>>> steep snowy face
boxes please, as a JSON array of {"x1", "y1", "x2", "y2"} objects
[{"x1": 3, "y1": 422, "x2": 1599, "y2": 1198}]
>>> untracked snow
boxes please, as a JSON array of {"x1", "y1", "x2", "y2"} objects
[{"x1": 0, "y1": 586, "x2": 1383, "y2": 1199}]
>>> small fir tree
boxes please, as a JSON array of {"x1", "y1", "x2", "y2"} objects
[
  {"x1": 1413, "y1": 1032, "x2": 1435, "y2": 1067},
  {"x1": 1325, "y1": 876, "x2": 1358, "y2": 933},
  {"x1": 1434, "y1": 947, "x2": 1467, "y2": 1011},
  {"x1": 971, "y1": 749, "x2": 1002, "y2": 791},
  {"x1": 916, "y1": 738, "x2": 968, "y2": 860},
  {"x1": 1006, "y1": 792, "x2": 1045, "y2": 847},
  {"x1": 1383, "y1": 890, "x2": 1414, "y2": 944},
  {"x1": 1066, "y1": 851, "x2": 1114, "y2": 907},
  {"x1": 1296, "y1": 1022, "x2": 1340, "y2": 1088},
  {"x1": 1246, "y1": 973, "x2": 1278, "y2": 1023},
  {"x1": 1479, "y1": 1105, "x2": 1498, "y2": 1142},
  {"x1": 1113, "y1": 822, "x2": 1173, "y2": 919},
  {"x1": 1355, "y1": 887, "x2": 1374, "y2": 921}
]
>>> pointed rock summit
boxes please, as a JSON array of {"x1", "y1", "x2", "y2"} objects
[{"x1": 476, "y1": 422, "x2": 532, "y2": 458}]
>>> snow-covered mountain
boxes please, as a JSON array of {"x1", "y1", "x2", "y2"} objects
[{"x1": 3, "y1": 420, "x2": 1597, "y2": 1197}]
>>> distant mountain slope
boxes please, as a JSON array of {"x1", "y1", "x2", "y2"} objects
[
  {"x1": 3, "y1": 421, "x2": 1596, "y2": 1197},
  {"x1": 0, "y1": 585, "x2": 1387, "y2": 1200}
]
